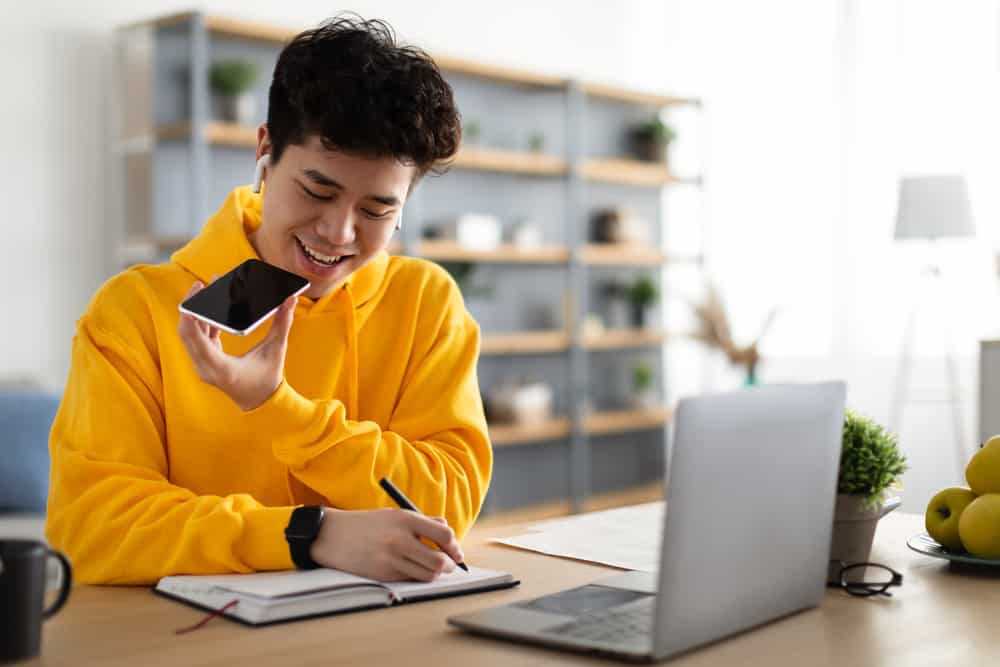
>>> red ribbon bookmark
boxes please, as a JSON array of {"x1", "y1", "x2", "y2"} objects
[{"x1": 175, "y1": 599, "x2": 240, "y2": 634}]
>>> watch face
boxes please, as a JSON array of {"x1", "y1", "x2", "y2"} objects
[{"x1": 286, "y1": 506, "x2": 323, "y2": 540}]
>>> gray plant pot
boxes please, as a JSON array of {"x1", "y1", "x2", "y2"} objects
[
  {"x1": 829, "y1": 493, "x2": 901, "y2": 582},
  {"x1": 214, "y1": 92, "x2": 256, "y2": 126}
]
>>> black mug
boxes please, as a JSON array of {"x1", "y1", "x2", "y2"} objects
[{"x1": 0, "y1": 540, "x2": 72, "y2": 663}]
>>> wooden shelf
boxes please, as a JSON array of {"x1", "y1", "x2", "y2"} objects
[
  {"x1": 472, "y1": 498, "x2": 573, "y2": 530},
  {"x1": 453, "y1": 145, "x2": 567, "y2": 176},
  {"x1": 416, "y1": 240, "x2": 569, "y2": 264},
  {"x1": 131, "y1": 15, "x2": 688, "y2": 107},
  {"x1": 141, "y1": 12, "x2": 296, "y2": 44},
  {"x1": 580, "y1": 158, "x2": 674, "y2": 187},
  {"x1": 205, "y1": 122, "x2": 258, "y2": 147},
  {"x1": 585, "y1": 407, "x2": 672, "y2": 436},
  {"x1": 583, "y1": 329, "x2": 668, "y2": 350},
  {"x1": 117, "y1": 235, "x2": 190, "y2": 265},
  {"x1": 154, "y1": 122, "x2": 192, "y2": 142},
  {"x1": 154, "y1": 122, "x2": 259, "y2": 148},
  {"x1": 204, "y1": 15, "x2": 296, "y2": 44},
  {"x1": 152, "y1": 127, "x2": 573, "y2": 178},
  {"x1": 490, "y1": 417, "x2": 572, "y2": 447},
  {"x1": 581, "y1": 82, "x2": 700, "y2": 108},
  {"x1": 481, "y1": 331, "x2": 570, "y2": 355},
  {"x1": 580, "y1": 243, "x2": 667, "y2": 266},
  {"x1": 435, "y1": 55, "x2": 567, "y2": 89},
  {"x1": 584, "y1": 480, "x2": 664, "y2": 512},
  {"x1": 473, "y1": 479, "x2": 664, "y2": 531}
]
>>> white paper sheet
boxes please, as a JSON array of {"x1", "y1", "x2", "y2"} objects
[{"x1": 490, "y1": 501, "x2": 665, "y2": 572}]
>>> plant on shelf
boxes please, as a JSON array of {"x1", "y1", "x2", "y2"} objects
[
  {"x1": 463, "y1": 119, "x2": 482, "y2": 146},
  {"x1": 527, "y1": 130, "x2": 546, "y2": 152},
  {"x1": 626, "y1": 274, "x2": 659, "y2": 329},
  {"x1": 209, "y1": 60, "x2": 258, "y2": 125},
  {"x1": 830, "y1": 410, "x2": 907, "y2": 573},
  {"x1": 630, "y1": 362, "x2": 657, "y2": 410},
  {"x1": 631, "y1": 116, "x2": 676, "y2": 163}
]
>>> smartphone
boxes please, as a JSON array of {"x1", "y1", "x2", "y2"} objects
[{"x1": 178, "y1": 259, "x2": 310, "y2": 336}]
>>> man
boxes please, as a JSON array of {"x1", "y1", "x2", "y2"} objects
[{"x1": 46, "y1": 16, "x2": 492, "y2": 585}]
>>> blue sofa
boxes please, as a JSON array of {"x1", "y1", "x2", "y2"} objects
[{"x1": 0, "y1": 390, "x2": 59, "y2": 513}]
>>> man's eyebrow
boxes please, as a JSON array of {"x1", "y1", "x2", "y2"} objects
[
  {"x1": 302, "y1": 169, "x2": 342, "y2": 188},
  {"x1": 301, "y1": 169, "x2": 400, "y2": 207}
]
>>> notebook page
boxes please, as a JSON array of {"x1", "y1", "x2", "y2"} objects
[
  {"x1": 159, "y1": 568, "x2": 379, "y2": 599},
  {"x1": 384, "y1": 566, "x2": 514, "y2": 601}
]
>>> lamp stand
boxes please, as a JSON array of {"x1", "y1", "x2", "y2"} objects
[{"x1": 888, "y1": 252, "x2": 968, "y2": 475}]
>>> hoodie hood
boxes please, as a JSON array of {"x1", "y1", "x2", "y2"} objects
[{"x1": 171, "y1": 185, "x2": 389, "y2": 314}]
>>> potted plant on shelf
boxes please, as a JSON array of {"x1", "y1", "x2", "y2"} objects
[
  {"x1": 210, "y1": 60, "x2": 258, "y2": 125},
  {"x1": 626, "y1": 274, "x2": 659, "y2": 329},
  {"x1": 631, "y1": 116, "x2": 676, "y2": 163},
  {"x1": 830, "y1": 410, "x2": 908, "y2": 578},
  {"x1": 630, "y1": 362, "x2": 657, "y2": 410},
  {"x1": 463, "y1": 119, "x2": 482, "y2": 146}
]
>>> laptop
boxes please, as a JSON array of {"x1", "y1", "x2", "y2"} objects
[{"x1": 449, "y1": 381, "x2": 846, "y2": 662}]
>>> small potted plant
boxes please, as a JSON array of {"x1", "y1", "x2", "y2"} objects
[
  {"x1": 210, "y1": 60, "x2": 258, "y2": 125},
  {"x1": 830, "y1": 410, "x2": 908, "y2": 576},
  {"x1": 631, "y1": 116, "x2": 676, "y2": 163},
  {"x1": 463, "y1": 119, "x2": 482, "y2": 146},
  {"x1": 527, "y1": 130, "x2": 546, "y2": 153},
  {"x1": 630, "y1": 362, "x2": 657, "y2": 410},
  {"x1": 626, "y1": 274, "x2": 659, "y2": 329}
]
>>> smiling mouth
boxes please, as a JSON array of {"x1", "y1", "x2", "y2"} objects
[{"x1": 296, "y1": 236, "x2": 353, "y2": 267}]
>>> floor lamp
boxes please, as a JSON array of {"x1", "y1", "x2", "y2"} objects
[{"x1": 888, "y1": 174, "x2": 974, "y2": 474}]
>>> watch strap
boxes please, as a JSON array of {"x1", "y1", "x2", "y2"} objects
[{"x1": 285, "y1": 505, "x2": 324, "y2": 570}]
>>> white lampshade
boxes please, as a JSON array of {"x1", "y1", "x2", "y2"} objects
[{"x1": 894, "y1": 174, "x2": 974, "y2": 240}]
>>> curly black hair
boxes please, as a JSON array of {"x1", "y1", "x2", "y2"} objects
[{"x1": 267, "y1": 14, "x2": 461, "y2": 178}]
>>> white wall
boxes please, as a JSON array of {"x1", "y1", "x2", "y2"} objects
[{"x1": 1, "y1": 0, "x2": 679, "y2": 389}]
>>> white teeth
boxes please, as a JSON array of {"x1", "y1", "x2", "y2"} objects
[{"x1": 298, "y1": 238, "x2": 346, "y2": 266}]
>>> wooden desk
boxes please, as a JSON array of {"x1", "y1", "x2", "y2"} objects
[{"x1": 20, "y1": 512, "x2": 1000, "y2": 665}]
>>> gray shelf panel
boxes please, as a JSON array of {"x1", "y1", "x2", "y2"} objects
[
  {"x1": 478, "y1": 354, "x2": 572, "y2": 417},
  {"x1": 486, "y1": 441, "x2": 571, "y2": 512},
  {"x1": 589, "y1": 429, "x2": 666, "y2": 495},
  {"x1": 152, "y1": 24, "x2": 192, "y2": 126},
  {"x1": 417, "y1": 169, "x2": 569, "y2": 246},
  {"x1": 586, "y1": 348, "x2": 664, "y2": 412},
  {"x1": 459, "y1": 265, "x2": 569, "y2": 331},
  {"x1": 446, "y1": 74, "x2": 567, "y2": 156}
]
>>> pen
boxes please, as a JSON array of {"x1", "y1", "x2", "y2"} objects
[{"x1": 378, "y1": 477, "x2": 469, "y2": 572}]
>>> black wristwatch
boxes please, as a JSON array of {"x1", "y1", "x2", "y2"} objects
[{"x1": 285, "y1": 505, "x2": 325, "y2": 570}]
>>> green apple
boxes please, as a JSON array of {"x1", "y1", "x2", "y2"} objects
[
  {"x1": 959, "y1": 494, "x2": 1000, "y2": 559},
  {"x1": 967, "y1": 435, "x2": 1000, "y2": 495},
  {"x1": 925, "y1": 487, "x2": 976, "y2": 551}
]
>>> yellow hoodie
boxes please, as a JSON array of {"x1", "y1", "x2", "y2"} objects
[{"x1": 46, "y1": 186, "x2": 492, "y2": 585}]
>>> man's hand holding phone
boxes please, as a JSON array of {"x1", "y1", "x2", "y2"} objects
[{"x1": 178, "y1": 279, "x2": 297, "y2": 412}]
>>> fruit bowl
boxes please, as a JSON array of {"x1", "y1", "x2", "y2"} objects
[{"x1": 907, "y1": 532, "x2": 1000, "y2": 567}]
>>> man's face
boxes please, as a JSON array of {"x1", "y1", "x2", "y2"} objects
[{"x1": 252, "y1": 133, "x2": 414, "y2": 299}]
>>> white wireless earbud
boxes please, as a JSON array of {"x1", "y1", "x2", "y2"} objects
[
  {"x1": 395, "y1": 210, "x2": 403, "y2": 231},
  {"x1": 252, "y1": 154, "x2": 271, "y2": 193}
]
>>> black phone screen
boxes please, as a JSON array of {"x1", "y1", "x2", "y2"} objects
[{"x1": 181, "y1": 259, "x2": 309, "y2": 333}]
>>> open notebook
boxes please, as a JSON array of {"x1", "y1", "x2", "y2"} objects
[{"x1": 156, "y1": 566, "x2": 518, "y2": 627}]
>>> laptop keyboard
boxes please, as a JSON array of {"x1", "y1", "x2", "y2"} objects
[{"x1": 544, "y1": 596, "x2": 654, "y2": 644}]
